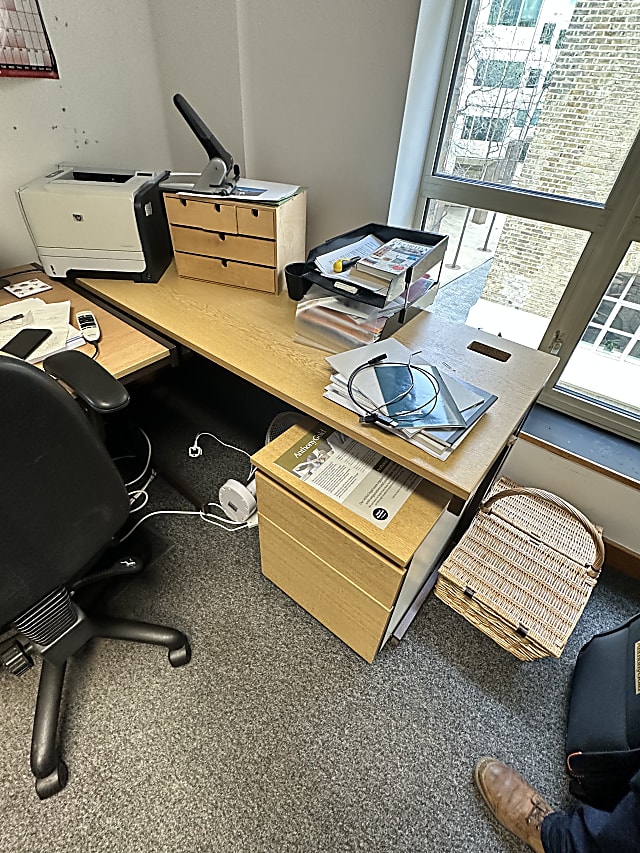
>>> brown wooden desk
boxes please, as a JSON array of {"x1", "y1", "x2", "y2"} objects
[
  {"x1": 0, "y1": 266, "x2": 171, "y2": 380},
  {"x1": 76, "y1": 263, "x2": 558, "y2": 658},
  {"x1": 78, "y1": 262, "x2": 557, "y2": 501}
]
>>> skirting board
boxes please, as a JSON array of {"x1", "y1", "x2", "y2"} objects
[{"x1": 605, "y1": 538, "x2": 640, "y2": 581}]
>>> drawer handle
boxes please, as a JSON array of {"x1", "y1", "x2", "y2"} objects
[
  {"x1": 218, "y1": 233, "x2": 226, "y2": 241},
  {"x1": 180, "y1": 198, "x2": 187, "y2": 207},
  {"x1": 221, "y1": 259, "x2": 228, "y2": 267},
  {"x1": 251, "y1": 208, "x2": 259, "y2": 217},
  {"x1": 215, "y1": 203, "x2": 221, "y2": 213}
]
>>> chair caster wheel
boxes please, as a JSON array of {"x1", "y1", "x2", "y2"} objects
[
  {"x1": 169, "y1": 640, "x2": 191, "y2": 667},
  {"x1": 35, "y1": 760, "x2": 68, "y2": 799}
]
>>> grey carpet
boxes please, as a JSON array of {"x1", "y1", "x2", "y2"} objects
[{"x1": 2, "y1": 357, "x2": 639, "y2": 853}]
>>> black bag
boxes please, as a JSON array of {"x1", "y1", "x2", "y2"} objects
[{"x1": 565, "y1": 611, "x2": 640, "y2": 811}]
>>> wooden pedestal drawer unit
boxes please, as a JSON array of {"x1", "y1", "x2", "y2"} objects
[
  {"x1": 164, "y1": 189, "x2": 306, "y2": 294},
  {"x1": 251, "y1": 421, "x2": 451, "y2": 663}
]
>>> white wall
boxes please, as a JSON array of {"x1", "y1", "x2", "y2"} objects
[
  {"x1": 0, "y1": 0, "x2": 171, "y2": 267},
  {"x1": 148, "y1": 0, "x2": 421, "y2": 251},
  {"x1": 503, "y1": 439, "x2": 640, "y2": 553},
  {"x1": 146, "y1": 0, "x2": 247, "y2": 182}
]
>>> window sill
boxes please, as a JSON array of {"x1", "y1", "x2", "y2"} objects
[{"x1": 520, "y1": 405, "x2": 640, "y2": 491}]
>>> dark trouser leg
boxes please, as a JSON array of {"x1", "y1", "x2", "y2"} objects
[{"x1": 541, "y1": 788, "x2": 640, "y2": 853}]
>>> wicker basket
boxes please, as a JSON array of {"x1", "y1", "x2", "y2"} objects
[{"x1": 435, "y1": 477, "x2": 605, "y2": 660}]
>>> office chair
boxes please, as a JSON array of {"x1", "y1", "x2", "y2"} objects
[{"x1": 0, "y1": 351, "x2": 191, "y2": 800}]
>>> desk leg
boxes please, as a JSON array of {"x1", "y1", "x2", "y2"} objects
[{"x1": 389, "y1": 438, "x2": 514, "y2": 645}]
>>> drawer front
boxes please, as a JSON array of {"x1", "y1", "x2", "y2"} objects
[
  {"x1": 175, "y1": 252, "x2": 277, "y2": 292},
  {"x1": 255, "y1": 473, "x2": 404, "y2": 608},
  {"x1": 237, "y1": 205, "x2": 276, "y2": 239},
  {"x1": 165, "y1": 195, "x2": 237, "y2": 233},
  {"x1": 170, "y1": 225, "x2": 276, "y2": 267},
  {"x1": 258, "y1": 515, "x2": 389, "y2": 663}
]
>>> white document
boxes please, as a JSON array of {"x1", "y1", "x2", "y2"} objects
[
  {"x1": 0, "y1": 298, "x2": 83, "y2": 362},
  {"x1": 314, "y1": 234, "x2": 397, "y2": 297},
  {"x1": 176, "y1": 178, "x2": 301, "y2": 204},
  {"x1": 297, "y1": 286, "x2": 377, "y2": 321},
  {"x1": 326, "y1": 338, "x2": 416, "y2": 371},
  {"x1": 314, "y1": 234, "x2": 384, "y2": 276},
  {"x1": 275, "y1": 425, "x2": 421, "y2": 529}
]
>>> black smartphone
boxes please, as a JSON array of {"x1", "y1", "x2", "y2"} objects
[{"x1": 0, "y1": 328, "x2": 52, "y2": 359}]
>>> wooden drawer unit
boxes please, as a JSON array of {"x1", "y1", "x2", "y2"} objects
[
  {"x1": 237, "y1": 205, "x2": 276, "y2": 239},
  {"x1": 251, "y1": 420, "x2": 451, "y2": 663},
  {"x1": 164, "y1": 189, "x2": 306, "y2": 294},
  {"x1": 258, "y1": 512, "x2": 392, "y2": 663},
  {"x1": 171, "y1": 226, "x2": 276, "y2": 267},
  {"x1": 164, "y1": 195, "x2": 238, "y2": 232},
  {"x1": 256, "y1": 474, "x2": 405, "y2": 610},
  {"x1": 173, "y1": 252, "x2": 277, "y2": 293}
]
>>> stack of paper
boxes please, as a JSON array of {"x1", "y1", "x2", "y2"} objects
[
  {"x1": 314, "y1": 234, "x2": 406, "y2": 301},
  {"x1": 0, "y1": 298, "x2": 84, "y2": 363},
  {"x1": 293, "y1": 276, "x2": 437, "y2": 353},
  {"x1": 355, "y1": 237, "x2": 436, "y2": 282},
  {"x1": 173, "y1": 178, "x2": 302, "y2": 204},
  {"x1": 325, "y1": 339, "x2": 497, "y2": 461}
]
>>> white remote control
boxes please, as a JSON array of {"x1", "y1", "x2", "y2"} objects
[{"x1": 76, "y1": 310, "x2": 101, "y2": 343}]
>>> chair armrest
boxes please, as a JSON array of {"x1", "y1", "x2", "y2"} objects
[{"x1": 43, "y1": 350, "x2": 130, "y2": 414}]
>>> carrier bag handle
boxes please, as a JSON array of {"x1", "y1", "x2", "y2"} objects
[{"x1": 480, "y1": 486, "x2": 605, "y2": 577}]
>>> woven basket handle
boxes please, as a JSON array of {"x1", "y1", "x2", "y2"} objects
[{"x1": 481, "y1": 486, "x2": 605, "y2": 576}]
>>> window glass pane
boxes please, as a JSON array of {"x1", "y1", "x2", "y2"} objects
[
  {"x1": 424, "y1": 202, "x2": 589, "y2": 348},
  {"x1": 593, "y1": 298, "x2": 615, "y2": 326},
  {"x1": 581, "y1": 325, "x2": 600, "y2": 345},
  {"x1": 500, "y1": 0, "x2": 521, "y2": 26},
  {"x1": 627, "y1": 280, "x2": 640, "y2": 304},
  {"x1": 434, "y1": 2, "x2": 640, "y2": 203},
  {"x1": 488, "y1": 0, "x2": 501, "y2": 26},
  {"x1": 474, "y1": 59, "x2": 488, "y2": 85},
  {"x1": 556, "y1": 244, "x2": 640, "y2": 418},
  {"x1": 473, "y1": 117, "x2": 490, "y2": 139},
  {"x1": 490, "y1": 118, "x2": 507, "y2": 141},
  {"x1": 610, "y1": 306, "x2": 640, "y2": 335},
  {"x1": 526, "y1": 68, "x2": 541, "y2": 87},
  {"x1": 598, "y1": 331, "x2": 630, "y2": 355},
  {"x1": 539, "y1": 22, "x2": 556, "y2": 44},
  {"x1": 504, "y1": 61, "x2": 525, "y2": 87},
  {"x1": 606, "y1": 273, "x2": 631, "y2": 299},
  {"x1": 519, "y1": 0, "x2": 542, "y2": 27}
]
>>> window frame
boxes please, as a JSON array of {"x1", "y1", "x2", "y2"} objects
[{"x1": 412, "y1": 0, "x2": 640, "y2": 442}]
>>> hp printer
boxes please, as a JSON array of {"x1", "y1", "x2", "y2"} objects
[{"x1": 17, "y1": 165, "x2": 172, "y2": 282}]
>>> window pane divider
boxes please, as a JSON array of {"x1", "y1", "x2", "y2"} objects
[{"x1": 419, "y1": 176, "x2": 606, "y2": 232}]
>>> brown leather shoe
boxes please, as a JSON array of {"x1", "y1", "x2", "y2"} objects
[{"x1": 474, "y1": 757, "x2": 554, "y2": 853}]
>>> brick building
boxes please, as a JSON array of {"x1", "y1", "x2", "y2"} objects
[{"x1": 483, "y1": 0, "x2": 640, "y2": 317}]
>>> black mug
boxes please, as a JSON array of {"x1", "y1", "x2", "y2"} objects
[{"x1": 284, "y1": 262, "x2": 308, "y2": 301}]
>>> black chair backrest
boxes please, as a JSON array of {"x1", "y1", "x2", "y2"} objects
[{"x1": 0, "y1": 355, "x2": 130, "y2": 627}]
